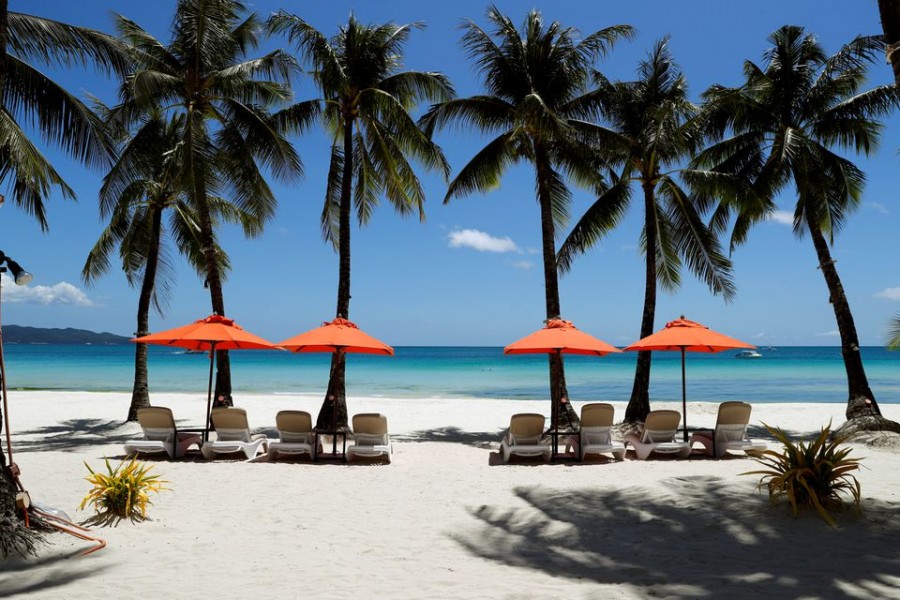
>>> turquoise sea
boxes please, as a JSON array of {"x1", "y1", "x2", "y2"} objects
[{"x1": 2, "y1": 344, "x2": 899, "y2": 403}]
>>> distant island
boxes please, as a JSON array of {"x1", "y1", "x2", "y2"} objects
[{"x1": 2, "y1": 325, "x2": 131, "y2": 345}]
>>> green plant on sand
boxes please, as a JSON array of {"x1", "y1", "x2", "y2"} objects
[
  {"x1": 744, "y1": 422, "x2": 862, "y2": 525},
  {"x1": 80, "y1": 457, "x2": 168, "y2": 525}
]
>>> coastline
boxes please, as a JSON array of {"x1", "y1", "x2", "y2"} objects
[{"x1": 3, "y1": 391, "x2": 900, "y2": 598}]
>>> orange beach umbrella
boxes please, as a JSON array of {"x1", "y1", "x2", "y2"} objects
[
  {"x1": 278, "y1": 317, "x2": 394, "y2": 355},
  {"x1": 505, "y1": 319, "x2": 620, "y2": 431},
  {"x1": 133, "y1": 314, "x2": 278, "y2": 438},
  {"x1": 624, "y1": 316, "x2": 754, "y2": 441}
]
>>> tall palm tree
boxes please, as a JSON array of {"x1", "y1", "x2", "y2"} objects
[
  {"x1": 420, "y1": 6, "x2": 633, "y2": 429},
  {"x1": 699, "y1": 26, "x2": 900, "y2": 433},
  {"x1": 0, "y1": 2, "x2": 128, "y2": 559},
  {"x1": 267, "y1": 13, "x2": 452, "y2": 430},
  {"x1": 556, "y1": 39, "x2": 736, "y2": 424},
  {"x1": 81, "y1": 112, "x2": 223, "y2": 422},
  {"x1": 113, "y1": 0, "x2": 303, "y2": 401}
]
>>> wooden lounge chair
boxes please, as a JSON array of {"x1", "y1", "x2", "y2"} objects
[
  {"x1": 268, "y1": 410, "x2": 320, "y2": 461},
  {"x1": 346, "y1": 413, "x2": 392, "y2": 463},
  {"x1": 124, "y1": 407, "x2": 201, "y2": 459},
  {"x1": 570, "y1": 403, "x2": 625, "y2": 461},
  {"x1": 623, "y1": 410, "x2": 691, "y2": 460},
  {"x1": 499, "y1": 413, "x2": 551, "y2": 463},
  {"x1": 689, "y1": 401, "x2": 766, "y2": 458},
  {"x1": 201, "y1": 407, "x2": 268, "y2": 460}
]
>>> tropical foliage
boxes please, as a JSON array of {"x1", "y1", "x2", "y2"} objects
[
  {"x1": 698, "y1": 26, "x2": 899, "y2": 422},
  {"x1": 80, "y1": 457, "x2": 168, "y2": 524},
  {"x1": 557, "y1": 39, "x2": 737, "y2": 423},
  {"x1": 421, "y1": 6, "x2": 633, "y2": 428},
  {"x1": 745, "y1": 423, "x2": 862, "y2": 525},
  {"x1": 268, "y1": 12, "x2": 452, "y2": 429}
]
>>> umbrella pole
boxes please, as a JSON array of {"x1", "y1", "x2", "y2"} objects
[
  {"x1": 204, "y1": 342, "x2": 216, "y2": 443},
  {"x1": 680, "y1": 347, "x2": 688, "y2": 442}
]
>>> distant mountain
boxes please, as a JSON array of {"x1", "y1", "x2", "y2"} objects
[{"x1": 2, "y1": 325, "x2": 130, "y2": 345}]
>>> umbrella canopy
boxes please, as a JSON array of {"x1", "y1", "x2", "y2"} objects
[
  {"x1": 624, "y1": 316, "x2": 754, "y2": 441},
  {"x1": 278, "y1": 317, "x2": 394, "y2": 355},
  {"x1": 133, "y1": 314, "x2": 277, "y2": 439},
  {"x1": 504, "y1": 319, "x2": 621, "y2": 357},
  {"x1": 505, "y1": 319, "x2": 620, "y2": 437}
]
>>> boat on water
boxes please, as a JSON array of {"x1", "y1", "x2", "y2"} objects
[{"x1": 735, "y1": 350, "x2": 762, "y2": 359}]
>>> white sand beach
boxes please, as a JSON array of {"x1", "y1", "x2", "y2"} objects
[{"x1": 2, "y1": 392, "x2": 900, "y2": 599}]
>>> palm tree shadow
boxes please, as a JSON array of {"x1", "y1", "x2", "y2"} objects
[
  {"x1": 397, "y1": 426, "x2": 499, "y2": 448},
  {"x1": 0, "y1": 547, "x2": 112, "y2": 597},
  {"x1": 454, "y1": 475, "x2": 900, "y2": 599},
  {"x1": 13, "y1": 419, "x2": 133, "y2": 453}
]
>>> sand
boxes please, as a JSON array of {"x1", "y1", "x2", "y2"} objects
[{"x1": 2, "y1": 392, "x2": 899, "y2": 599}]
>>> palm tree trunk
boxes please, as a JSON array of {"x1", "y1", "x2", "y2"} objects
[
  {"x1": 533, "y1": 145, "x2": 575, "y2": 431},
  {"x1": 879, "y1": 0, "x2": 900, "y2": 87},
  {"x1": 806, "y1": 220, "x2": 880, "y2": 419},
  {"x1": 318, "y1": 124, "x2": 354, "y2": 431},
  {"x1": 625, "y1": 181, "x2": 658, "y2": 423},
  {"x1": 127, "y1": 204, "x2": 164, "y2": 421}
]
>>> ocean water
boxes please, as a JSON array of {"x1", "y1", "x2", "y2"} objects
[{"x1": 2, "y1": 344, "x2": 899, "y2": 404}]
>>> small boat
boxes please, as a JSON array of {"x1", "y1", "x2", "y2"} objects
[{"x1": 735, "y1": 350, "x2": 762, "y2": 359}]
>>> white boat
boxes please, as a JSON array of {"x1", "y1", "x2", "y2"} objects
[{"x1": 735, "y1": 350, "x2": 762, "y2": 359}]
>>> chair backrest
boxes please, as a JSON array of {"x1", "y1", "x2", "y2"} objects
[
  {"x1": 210, "y1": 407, "x2": 252, "y2": 442},
  {"x1": 580, "y1": 403, "x2": 614, "y2": 427},
  {"x1": 715, "y1": 402, "x2": 752, "y2": 443},
  {"x1": 276, "y1": 410, "x2": 313, "y2": 443},
  {"x1": 508, "y1": 413, "x2": 545, "y2": 443},
  {"x1": 352, "y1": 413, "x2": 389, "y2": 446},
  {"x1": 137, "y1": 407, "x2": 176, "y2": 430},
  {"x1": 641, "y1": 410, "x2": 681, "y2": 443}
]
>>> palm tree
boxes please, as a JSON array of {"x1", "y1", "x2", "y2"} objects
[
  {"x1": 82, "y1": 112, "x2": 214, "y2": 422},
  {"x1": 556, "y1": 39, "x2": 736, "y2": 424},
  {"x1": 420, "y1": 6, "x2": 633, "y2": 429},
  {"x1": 0, "y1": 2, "x2": 128, "y2": 559},
  {"x1": 699, "y1": 26, "x2": 900, "y2": 434},
  {"x1": 267, "y1": 13, "x2": 452, "y2": 430},
  {"x1": 878, "y1": 0, "x2": 900, "y2": 86},
  {"x1": 112, "y1": 0, "x2": 303, "y2": 401}
]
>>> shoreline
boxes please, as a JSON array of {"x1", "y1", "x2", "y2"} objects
[{"x1": 3, "y1": 392, "x2": 900, "y2": 598}]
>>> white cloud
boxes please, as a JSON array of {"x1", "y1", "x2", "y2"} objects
[
  {"x1": 875, "y1": 287, "x2": 900, "y2": 301},
  {"x1": 768, "y1": 210, "x2": 794, "y2": 225},
  {"x1": 868, "y1": 202, "x2": 889, "y2": 215},
  {"x1": 511, "y1": 260, "x2": 534, "y2": 270},
  {"x1": 752, "y1": 332, "x2": 767, "y2": 339},
  {"x1": 1, "y1": 274, "x2": 96, "y2": 306},
  {"x1": 816, "y1": 330, "x2": 840, "y2": 337},
  {"x1": 448, "y1": 229, "x2": 519, "y2": 253}
]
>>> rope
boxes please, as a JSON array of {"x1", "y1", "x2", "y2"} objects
[{"x1": 31, "y1": 506, "x2": 107, "y2": 557}]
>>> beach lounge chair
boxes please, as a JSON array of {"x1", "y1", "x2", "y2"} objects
[
  {"x1": 623, "y1": 410, "x2": 691, "y2": 460},
  {"x1": 201, "y1": 407, "x2": 268, "y2": 460},
  {"x1": 689, "y1": 401, "x2": 767, "y2": 458},
  {"x1": 569, "y1": 403, "x2": 625, "y2": 461},
  {"x1": 267, "y1": 410, "x2": 320, "y2": 461},
  {"x1": 346, "y1": 413, "x2": 392, "y2": 463},
  {"x1": 124, "y1": 407, "x2": 202, "y2": 459},
  {"x1": 499, "y1": 413, "x2": 552, "y2": 463}
]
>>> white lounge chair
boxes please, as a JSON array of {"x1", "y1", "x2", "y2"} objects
[
  {"x1": 690, "y1": 401, "x2": 767, "y2": 458},
  {"x1": 201, "y1": 407, "x2": 268, "y2": 460},
  {"x1": 499, "y1": 413, "x2": 551, "y2": 463},
  {"x1": 268, "y1": 410, "x2": 320, "y2": 461},
  {"x1": 124, "y1": 407, "x2": 201, "y2": 459},
  {"x1": 346, "y1": 413, "x2": 392, "y2": 463},
  {"x1": 570, "y1": 403, "x2": 625, "y2": 461},
  {"x1": 623, "y1": 410, "x2": 691, "y2": 460}
]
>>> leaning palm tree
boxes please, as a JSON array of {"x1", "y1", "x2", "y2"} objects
[
  {"x1": 0, "y1": 2, "x2": 128, "y2": 559},
  {"x1": 699, "y1": 26, "x2": 900, "y2": 434},
  {"x1": 267, "y1": 13, "x2": 452, "y2": 430},
  {"x1": 82, "y1": 112, "x2": 222, "y2": 422},
  {"x1": 420, "y1": 6, "x2": 633, "y2": 429},
  {"x1": 557, "y1": 39, "x2": 736, "y2": 424},
  {"x1": 112, "y1": 0, "x2": 303, "y2": 400}
]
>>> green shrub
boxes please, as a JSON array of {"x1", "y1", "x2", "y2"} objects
[
  {"x1": 744, "y1": 422, "x2": 861, "y2": 525},
  {"x1": 80, "y1": 457, "x2": 168, "y2": 523}
]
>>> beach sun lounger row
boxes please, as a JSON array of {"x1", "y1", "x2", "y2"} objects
[
  {"x1": 124, "y1": 407, "x2": 392, "y2": 463},
  {"x1": 499, "y1": 401, "x2": 765, "y2": 463}
]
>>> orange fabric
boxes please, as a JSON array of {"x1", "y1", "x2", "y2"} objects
[
  {"x1": 278, "y1": 318, "x2": 394, "y2": 356},
  {"x1": 132, "y1": 314, "x2": 277, "y2": 351},
  {"x1": 504, "y1": 319, "x2": 621, "y2": 356},
  {"x1": 624, "y1": 316, "x2": 754, "y2": 353}
]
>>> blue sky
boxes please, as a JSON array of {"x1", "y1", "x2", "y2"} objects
[{"x1": 1, "y1": 0, "x2": 898, "y2": 347}]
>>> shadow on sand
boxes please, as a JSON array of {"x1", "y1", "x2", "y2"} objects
[
  {"x1": 0, "y1": 547, "x2": 112, "y2": 597},
  {"x1": 454, "y1": 475, "x2": 900, "y2": 599}
]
